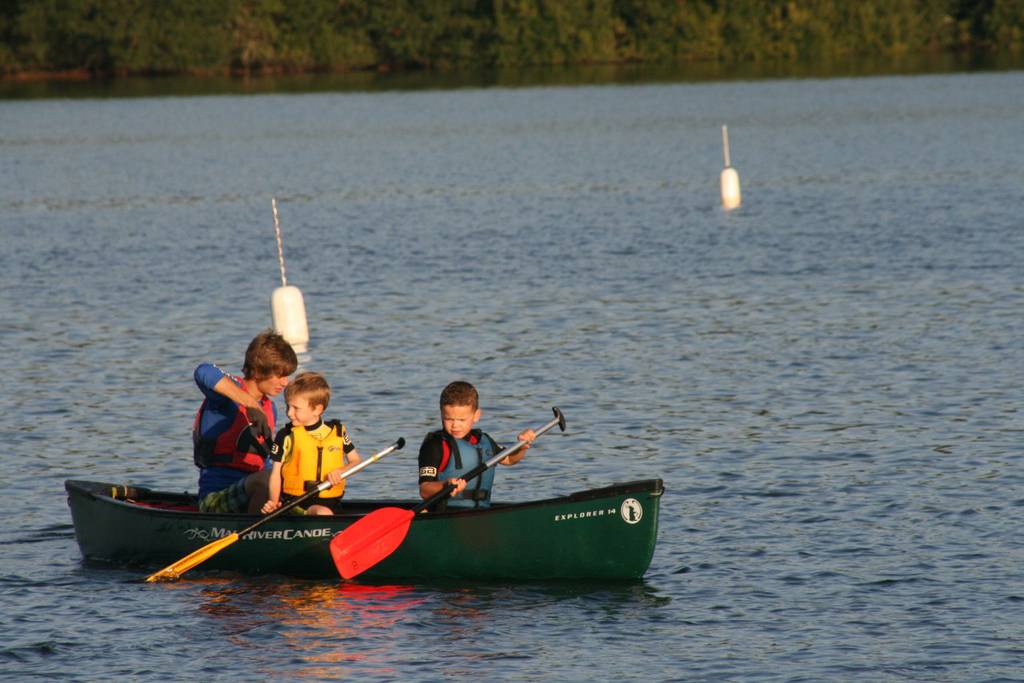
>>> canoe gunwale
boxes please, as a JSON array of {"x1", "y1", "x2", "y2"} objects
[{"x1": 65, "y1": 478, "x2": 665, "y2": 521}]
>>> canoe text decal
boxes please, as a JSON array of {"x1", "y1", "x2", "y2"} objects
[
  {"x1": 553, "y1": 507, "x2": 616, "y2": 522},
  {"x1": 553, "y1": 499, "x2": 646, "y2": 524},
  {"x1": 620, "y1": 498, "x2": 643, "y2": 524},
  {"x1": 184, "y1": 527, "x2": 333, "y2": 542}
]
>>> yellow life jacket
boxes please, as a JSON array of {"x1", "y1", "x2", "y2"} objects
[{"x1": 281, "y1": 421, "x2": 349, "y2": 498}]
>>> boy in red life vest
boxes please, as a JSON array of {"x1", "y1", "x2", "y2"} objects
[
  {"x1": 417, "y1": 381, "x2": 536, "y2": 509},
  {"x1": 193, "y1": 330, "x2": 297, "y2": 514},
  {"x1": 261, "y1": 372, "x2": 363, "y2": 516}
]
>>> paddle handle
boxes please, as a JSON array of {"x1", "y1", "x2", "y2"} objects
[
  {"x1": 237, "y1": 438, "x2": 405, "y2": 536},
  {"x1": 416, "y1": 407, "x2": 565, "y2": 513}
]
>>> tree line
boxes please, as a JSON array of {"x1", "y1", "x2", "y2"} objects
[{"x1": 1, "y1": 0, "x2": 1022, "y2": 78}]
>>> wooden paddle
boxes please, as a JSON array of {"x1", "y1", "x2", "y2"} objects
[
  {"x1": 146, "y1": 437, "x2": 405, "y2": 582},
  {"x1": 330, "y1": 407, "x2": 566, "y2": 580}
]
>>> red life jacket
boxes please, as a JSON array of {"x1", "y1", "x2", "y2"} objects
[{"x1": 192, "y1": 378, "x2": 275, "y2": 473}]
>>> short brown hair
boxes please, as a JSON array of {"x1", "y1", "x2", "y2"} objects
[
  {"x1": 285, "y1": 371, "x2": 331, "y2": 410},
  {"x1": 242, "y1": 329, "x2": 298, "y2": 380},
  {"x1": 440, "y1": 381, "x2": 478, "y2": 410}
]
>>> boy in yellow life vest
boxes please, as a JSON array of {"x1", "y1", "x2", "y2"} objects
[{"x1": 261, "y1": 372, "x2": 362, "y2": 516}]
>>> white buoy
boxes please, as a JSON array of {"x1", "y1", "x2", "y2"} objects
[
  {"x1": 270, "y1": 198, "x2": 309, "y2": 353},
  {"x1": 720, "y1": 125, "x2": 741, "y2": 210}
]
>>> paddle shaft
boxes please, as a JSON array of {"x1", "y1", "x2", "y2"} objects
[
  {"x1": 416, "y1": 407, "x2": 565, "y2": 513},
  {"x1": 238, "y1": 438, "x2": 405, "y2": 537}
]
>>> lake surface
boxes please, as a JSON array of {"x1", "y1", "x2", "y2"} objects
[{"x1": 2, "y1": 68, "x2": 1023, "y2": 681}]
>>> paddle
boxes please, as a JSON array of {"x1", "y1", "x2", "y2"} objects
[
  {"x1": 330, "y1": 407, "x2": 566, "y2": 580},
  {"x1": 146, "y1": 437, "x2": 405, "y2": 582}
]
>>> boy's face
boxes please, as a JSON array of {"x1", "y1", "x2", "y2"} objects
[
  {"x1": 254, "y1": 373, "x2": 290, "y2": 398},
  {"x1": 441, "y1": 403, "x2": 480, "y2": 440},
  {"x1": 287, "y1": 395, "x2": 324, "y2": 427}
]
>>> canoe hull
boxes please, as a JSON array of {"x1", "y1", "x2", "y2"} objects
[{"x1": 65, "y1": 479, "x2": 663, "y2": 581}]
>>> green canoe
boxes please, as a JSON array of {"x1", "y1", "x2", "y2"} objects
[{"x1": 65, "y1": 478, "x2": 663, "y2": 581}]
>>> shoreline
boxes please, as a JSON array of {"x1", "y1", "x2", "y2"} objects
[
  {"x1": 2, "y1": 51, "x2": 1021, "y2": 100},
  {"x1": 4, "y1": 45, "x2": 1017, "y2": 85}
]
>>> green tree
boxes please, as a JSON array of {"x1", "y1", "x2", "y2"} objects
[
  {"x1": 985, "y1": 0, "x2": 1024, "y2": 50},
  {"x1": 0, "y1": 0, "x2": 1019, "y2": 78}
]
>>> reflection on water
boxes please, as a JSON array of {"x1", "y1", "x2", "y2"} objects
[
  {"x1": 179, "y1": 576, "x2": 672, "y2": 679},
  {"x1": 193, "y1": 579, "x2": 422, "y2": 677}
]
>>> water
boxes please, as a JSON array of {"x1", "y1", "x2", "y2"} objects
[{"x1": 2, "y1": 69, "x2": 1023, "y2": 681}]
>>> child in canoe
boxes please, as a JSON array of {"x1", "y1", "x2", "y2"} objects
[
  {"x1": 417, "y1": 381, "x2": 535, "y2": 509},
  {"x1": 193, "y1": 330, "x2": 297, "y2": 514},
  {"x1": 261, "y1": 371, "x2": 362, "y2": 515}
]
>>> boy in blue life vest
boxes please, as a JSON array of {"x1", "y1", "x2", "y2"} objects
[
  {"x1": 193, "y1": 330, "x2": 297, "y2": 514},
  {"x1": 261, "y1": 372, "x2": 363, "y2": 516},
  {"x1": 417, "y1": 381, "x2": 535, "y2": 509}
]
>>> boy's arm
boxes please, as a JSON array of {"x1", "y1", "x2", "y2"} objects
[
  {"x1": 418, "y1": 435, "x2": 466, "y2": 499},
  {"x1": 195, "y1": 363, "x2": 262, "y2": 410},
  {"x1": 209, "y1": 371, "x2": 272, "y2": 442},
  {"x1": 420, "y1": 479, "x2": 466, "y2": 498},
  {"x1": 500, "y1": 429, "x2": 535, "y2": 465},
  {"x1": 261, "y1": 428, "x2": 291, "y2": 513},
  {"x1": 326, "y1": 449, "x2": 360, "y2": 485},
  {"x1": 212, "y1": 375, "x2": 261, "y2": 410},
  {"x1": 262, "y1": 461, "x2": 283, "y2": 513},
  {"x1": 326, "y1": 425, "x2": 360, "y2": 484}
]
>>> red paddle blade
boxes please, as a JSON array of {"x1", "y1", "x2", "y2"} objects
[{"x1": 330, "y1": 507, "x2": 415, "y2": 579}]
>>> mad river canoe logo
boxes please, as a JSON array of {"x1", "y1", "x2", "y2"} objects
[
  {"x1": 184, "y1": 526, "x2": 333, "y2": 542},
  {"x1": 553, "y1": 498, "x2": 644, "y2": 524}
]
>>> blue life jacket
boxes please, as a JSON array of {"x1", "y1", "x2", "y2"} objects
[{"x1": 439, "y1": 431, "x2": 498, "y2": 509}]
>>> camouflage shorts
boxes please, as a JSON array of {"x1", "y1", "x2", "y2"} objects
[{"x1": 198, "y1": 478, "x2": 249, "y2": 513}]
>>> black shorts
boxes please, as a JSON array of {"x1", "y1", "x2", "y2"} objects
[{"x1": 281, "y1": 493, "x2": 344, "y2": 514}]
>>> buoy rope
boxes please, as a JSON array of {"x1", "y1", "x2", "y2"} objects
[
  {"x1": 721, "y1": 124, "x2": 731, "y2": 169},
  {"x1": 272, "y1": 197, "x2": 287, "y2": 287}
]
